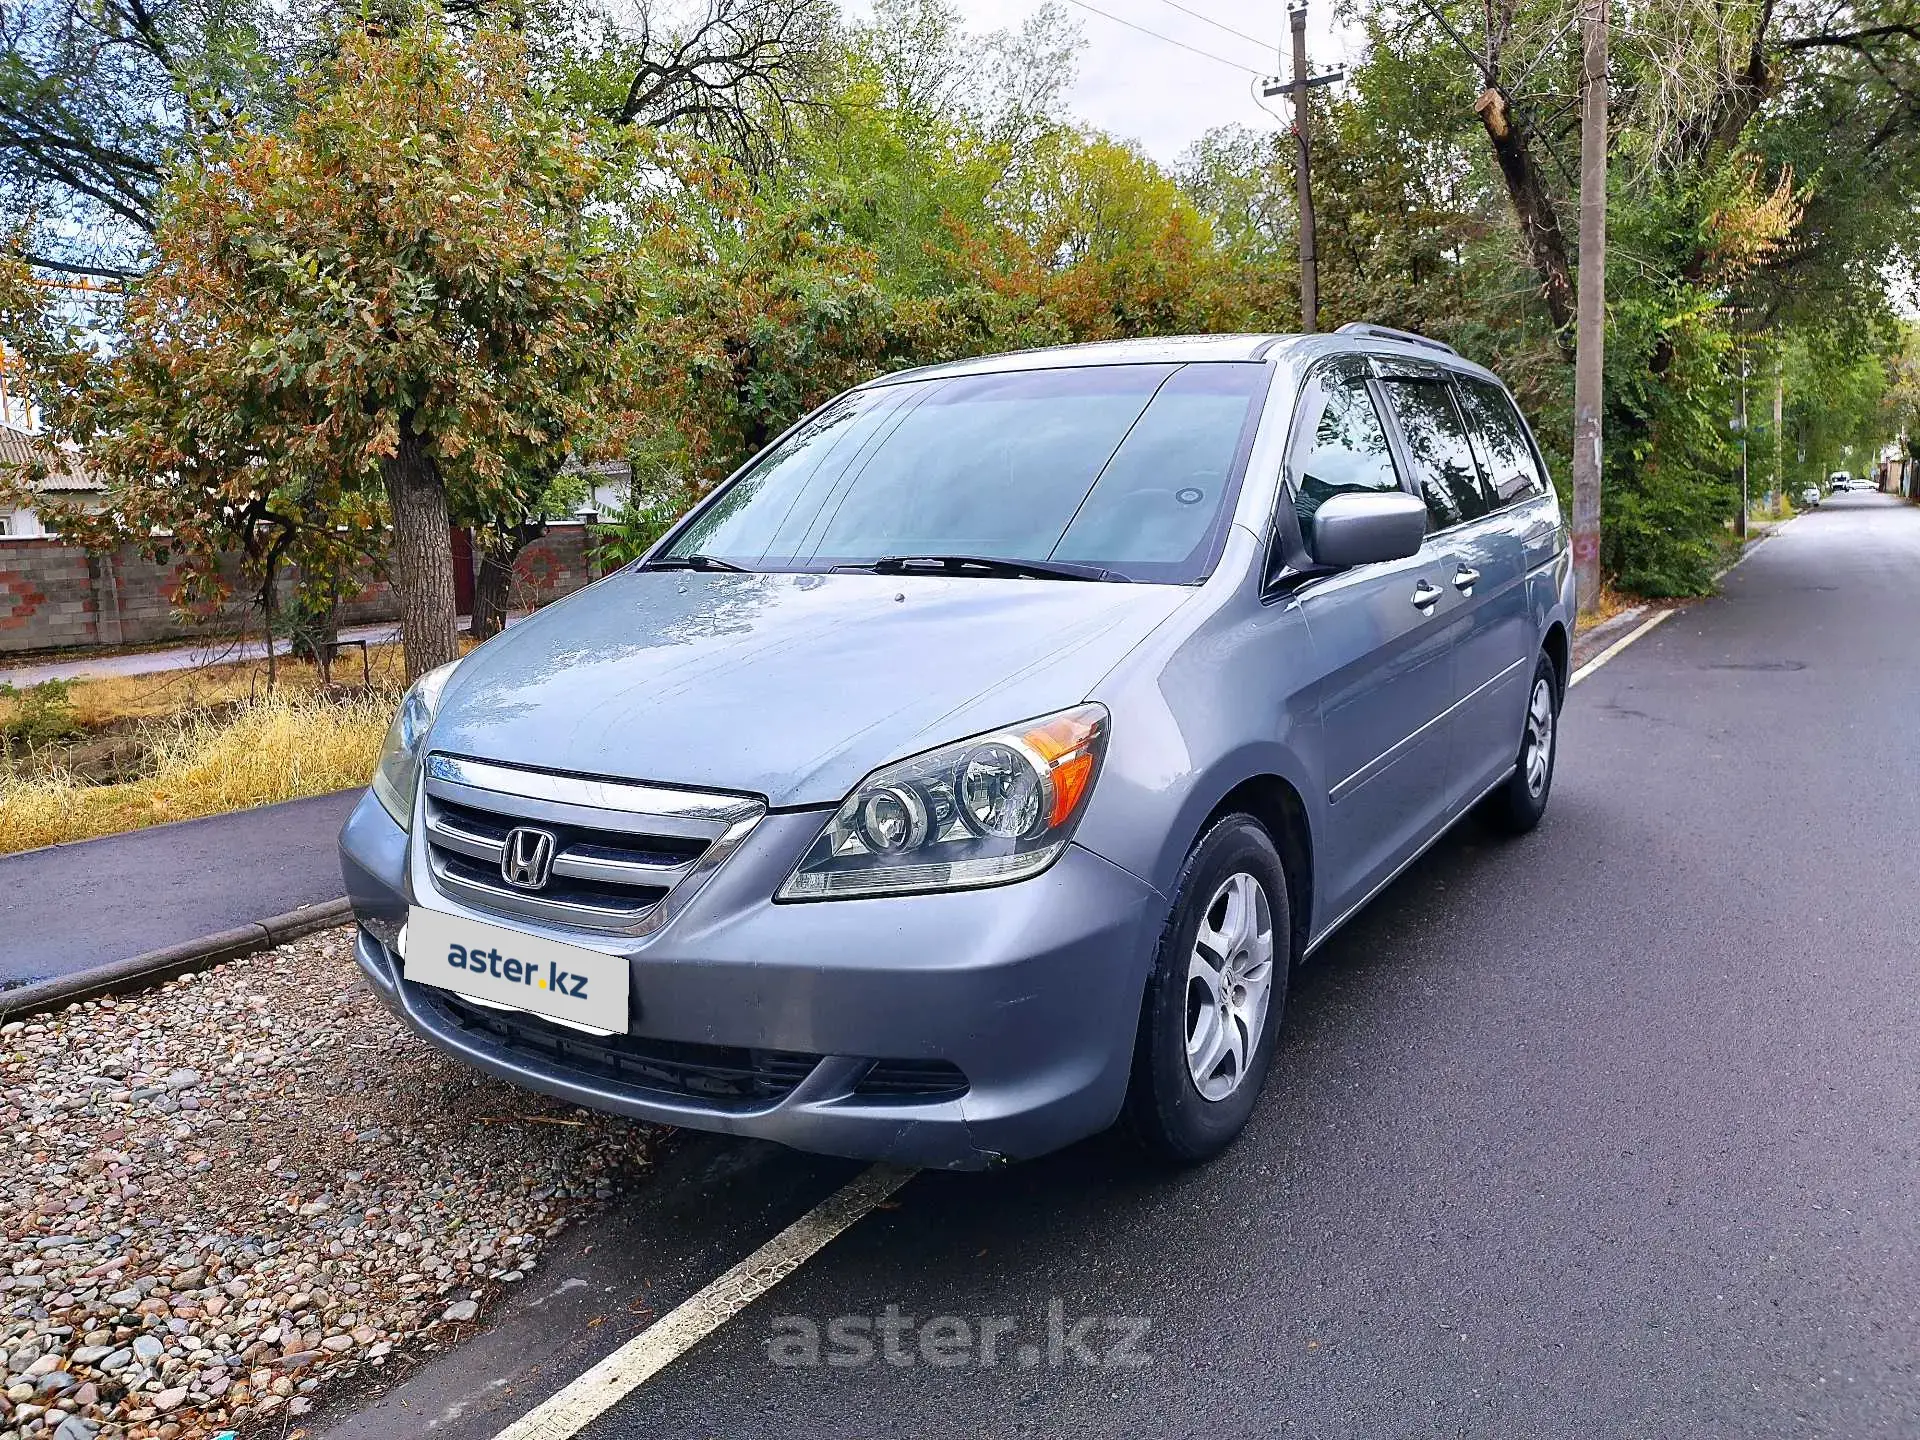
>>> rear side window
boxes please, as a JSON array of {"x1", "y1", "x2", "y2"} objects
[
  {"x1": 1380, "y1": 377, "x2": 1495, "y2": 529},
  {"x1": 1455, "y1": 376, "x2": 1549, "y2": 504},
  {"x1": 1288, "y1": 358, "x2": 1402, "y2": 531}
]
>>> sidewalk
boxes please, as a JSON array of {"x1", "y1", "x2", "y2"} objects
[
  {"x1": 1, "y1": 609, "x2": 534, "y2": 686},
  {"x1": 0, "y1": 622, "x2": 401, "y2": 686},
  {"x1": 0, "y1": 787, "x2": 359, "y2": 985}
]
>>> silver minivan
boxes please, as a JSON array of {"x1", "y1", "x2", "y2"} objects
[{"x1": 340, "y1": 325, "x2": 1575, "y2": 1168}]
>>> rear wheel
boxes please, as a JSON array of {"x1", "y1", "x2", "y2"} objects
[
  {"x1": 1123, "y1": 814, "x2": 1291, "y2": 1164},
  {"x1": 1484, "y1": 651, "x2": 1560, "y2": 835}
]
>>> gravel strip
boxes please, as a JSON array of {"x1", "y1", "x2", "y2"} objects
[{"x1": 0, "y1": 927, "x2": 664, "y2": 1439}]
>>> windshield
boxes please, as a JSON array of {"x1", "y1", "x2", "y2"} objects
[{"x1": 657, "y1": 362, "x2": 1270, "y2": 583}]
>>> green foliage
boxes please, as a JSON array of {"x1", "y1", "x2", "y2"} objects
[
  {"x1": 1592, "y1": 168, "x2": 1753, "y2": 595},
  {"x1": 1170, "y1": 0, "x2": 1914, "y2": 598},
  {"x1": 2, "y1": 21, "x2": 644, "y2": 678},
  {"x1": 0, "y1": 680, "x2": 82, "y2": 747},
  {"x1": 591, "y1": 481, "x2": 703, "y2": 567},
  {"x1": 5, "y1": 0, "x2": 1914, "y2": 617}
]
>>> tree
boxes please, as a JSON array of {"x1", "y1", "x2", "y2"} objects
[
  {"x1": 3, "y1": 22, "x2": 642, "y2": 681},
  {"x1": 562, "y1": 0, "x2": 834, "y2": 167},
  {"x1": 0, "y1": 251, "x2": 385, "y2": 690},
  {"x1": 2, "y1": 0, "x2": 840, "y2": 278},
  {"x1": 3, "y1": 0, "x2": 259, "y2": 276},
  {"x1": 1175, "y1": 126, "x2": 1296, "y2": 269}
]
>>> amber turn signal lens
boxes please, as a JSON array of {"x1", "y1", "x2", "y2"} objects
[{"x1": 1020, "y1": 708, "x2": 1106, "y2": 830}]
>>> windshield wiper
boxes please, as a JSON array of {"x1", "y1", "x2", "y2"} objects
[
  {"x1": 853, "y1": 554, "x2": 1128, "y2": 582},
  {"x1": 640, "y1": 554, "x2": 748, "y2": 573}
]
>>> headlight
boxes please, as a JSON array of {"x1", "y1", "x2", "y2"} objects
[
  {"x1": 778, "y1": 704, "x2": 1108, "y2": 901},
  {"x1": 370, "y1": 661, "x2": 459, "y2": 827}
]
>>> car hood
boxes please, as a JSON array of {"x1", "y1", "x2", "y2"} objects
[{"x1": 428, "y1": 569, "x2": 1195, "y2": 807}]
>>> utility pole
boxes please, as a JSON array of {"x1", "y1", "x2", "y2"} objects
[
  {"x1": 1569, "y1": 0, "x2": 1608, "y2": 617},
  {"x1": 1263, "y1": 5, "x2": 1342, "y2": 333},
  {"x1": 1734, "y1": 339, "x2": 1749, "y2": 538},
  {"x1": 1772, "y1": 359, "x2": 1784, "y2": 506}
]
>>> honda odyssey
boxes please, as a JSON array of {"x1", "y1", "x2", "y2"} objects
[{"x1": 339, "y1": 325, "x2": 1574, "y2": 1168}]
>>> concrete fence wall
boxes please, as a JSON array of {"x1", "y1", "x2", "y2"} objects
[{"x1": 0, "y1": 524, "x2": 601, "y2": 657}]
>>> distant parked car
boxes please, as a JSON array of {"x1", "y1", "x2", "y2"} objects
[
  {"x1": 1801, "y1": 485, "x2": 1821, "y2": 508},
  {"x1": 341, "y1": 325, "x2": 1575, "y2": 1168}
]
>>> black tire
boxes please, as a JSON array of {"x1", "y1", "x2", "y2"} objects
[
  {"x1": 1484, "y1": 650, "x2": 1560, "y2": 836},
  {"x1": 1123, "y1": 813, "x2": 1292, "y2": 1164}
]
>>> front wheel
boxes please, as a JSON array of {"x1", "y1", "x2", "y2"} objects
[
  {"x1": 1484, "y1": 652, "x2": 1560, "y2": 835},
  {"x1": 1123, "y1": 814, "x2": 1291, "y2": 1164}
]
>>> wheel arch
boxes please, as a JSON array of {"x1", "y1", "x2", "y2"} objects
[
  {"x1": 1542, "y1": 620, "x2": 1570, "y2": 697},
  {"x1": 1192, "y1": 772, "x2": 1314, "y2": 967}
]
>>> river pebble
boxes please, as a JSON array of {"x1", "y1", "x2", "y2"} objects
[{"x1": 0, "y1": 927, "x2": 661, "y2": 1438}]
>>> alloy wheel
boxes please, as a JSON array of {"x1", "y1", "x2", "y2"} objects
[
  {"x1": 1185, "y1": 871, "x2": 1276, "y2": 1102},
  {"x1": 1524, "y1": 676, "x2": 1556, "y2": 798}
]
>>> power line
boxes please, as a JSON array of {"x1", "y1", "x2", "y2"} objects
[
  {"x1": 1145, "y1": 0, "x2": 1280, "y2": 54},
  {"x1": 1056, "y1": 0, "x2": 1268, "y2": 76}
]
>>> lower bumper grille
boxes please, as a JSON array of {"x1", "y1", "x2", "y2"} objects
[
  {"x1": 855, "y1": 1059, "x2": 970, "y2": 1101},
  {"x1": 412, "y1": 982, "x2": 972, "y2": 1109},
  {"x1": 422, "y1": 986, "x2": 821, "y2": 1109}
]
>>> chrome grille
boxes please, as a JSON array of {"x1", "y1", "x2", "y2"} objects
[{"x1": 420, "y1": 754, "x2": 764, "y2": 934}]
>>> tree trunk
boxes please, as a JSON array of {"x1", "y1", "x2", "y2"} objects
[
  {"x1": 261, "y1": 567, "x2": 277, "y2": 697},
  {"x1": 1475, "y1": 88, "x2": 1578, "y2": 345},
  {"x1": 1569, "y1": 0, "x2": 1609, "y2": 618},
  {"x1": 382, "y1": 418, "x2": 460, "y2": 683},
  {"x1": 469, "y1": 519, "x2": 545, "y2": 640},
  {"x1": 470, "y1": 542, "x2": 516, "y2": 641}
]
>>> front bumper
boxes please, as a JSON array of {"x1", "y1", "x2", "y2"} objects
[{"x1": 338, "y1": 790, "x2": 1162, "y2": 1169}]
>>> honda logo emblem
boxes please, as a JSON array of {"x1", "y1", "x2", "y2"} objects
[{"x1": 500, "y1": 826, "x2": 556, "y2": 890}]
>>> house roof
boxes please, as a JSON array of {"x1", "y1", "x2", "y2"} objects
[{"x1": 0, "y1": 425, "x2": 103, "y2": 492}]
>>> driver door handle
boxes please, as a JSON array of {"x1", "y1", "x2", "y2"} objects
[
  {"x1": 1453, "y1": 565, "x2": 1481, "y2": 593},
  {"x1": 1411, "y1": 580, "x2": 1442, "y2": 611}
]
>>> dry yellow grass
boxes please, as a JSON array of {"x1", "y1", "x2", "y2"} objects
[
  {"x1": 1574, "y1": 583, "x2": 1640, "y2": 633},
  {"x1": 0, "y1": 692, "x2": 393, "y2": 854},
  {"x1": 0, "y1": 643, "x2": 412, "y2": 730}
]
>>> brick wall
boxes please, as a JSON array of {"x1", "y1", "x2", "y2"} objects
[
  {"x1": 0, "y1": 523, "x2": 603, "y2": 656},
  {"x1": 509, "y1": 526, "x2": 596, "y2": 605}
]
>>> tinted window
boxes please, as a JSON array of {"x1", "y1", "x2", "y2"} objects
[
  {"x1": 1289, "y1": 359, "x2": 1402, "y2": 532},
  {"x1": 664, "y1": 363, "x2": 1267, "y2": 583},
  {"x1": 1381, "y1": 377, "x2": 1494, "y2": 529},
  {"x1": 1456, "y1": 376, "x2": 1548, "y2": 504}
]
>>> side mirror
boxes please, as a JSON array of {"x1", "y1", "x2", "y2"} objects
[{"x1": 1311, "y1": 491, "x2": 1428, "y2": 568}]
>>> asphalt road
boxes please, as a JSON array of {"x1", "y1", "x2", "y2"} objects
[
  {"x1": 0, "y1": 787, "x2": 358, "y2": 985},
  {"x1": 325, "y1": 491, "x2": 1919, "y2": 1439}
]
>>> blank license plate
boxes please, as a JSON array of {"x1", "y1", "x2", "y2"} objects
[{"x1": 403, "y1": 906, "x2": 630, "y2": 1033}]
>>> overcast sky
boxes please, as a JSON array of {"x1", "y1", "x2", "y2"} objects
[{"x1": 958, "y1": 0, "x2": 1361, "y2": 165}]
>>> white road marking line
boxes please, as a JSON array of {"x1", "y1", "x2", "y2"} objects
[
  {"x1": 1568, "y1": 515, "x2": 1792, "y2": 688},
  {"x1": 1570, "y1": 607, "x2": 1675, "y2": 688},
  {"x1": 492, "y1": 1163, "x2": 917, "y2": 1440}
]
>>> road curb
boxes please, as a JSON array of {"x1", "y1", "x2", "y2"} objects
[{"x1": 0, "y1": 896, "x2": 353, "y2": 1022}]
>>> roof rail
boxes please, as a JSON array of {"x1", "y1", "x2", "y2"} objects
[{"x1": 1334, "y1": 322, "x2": 1459, "y2": 357}]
